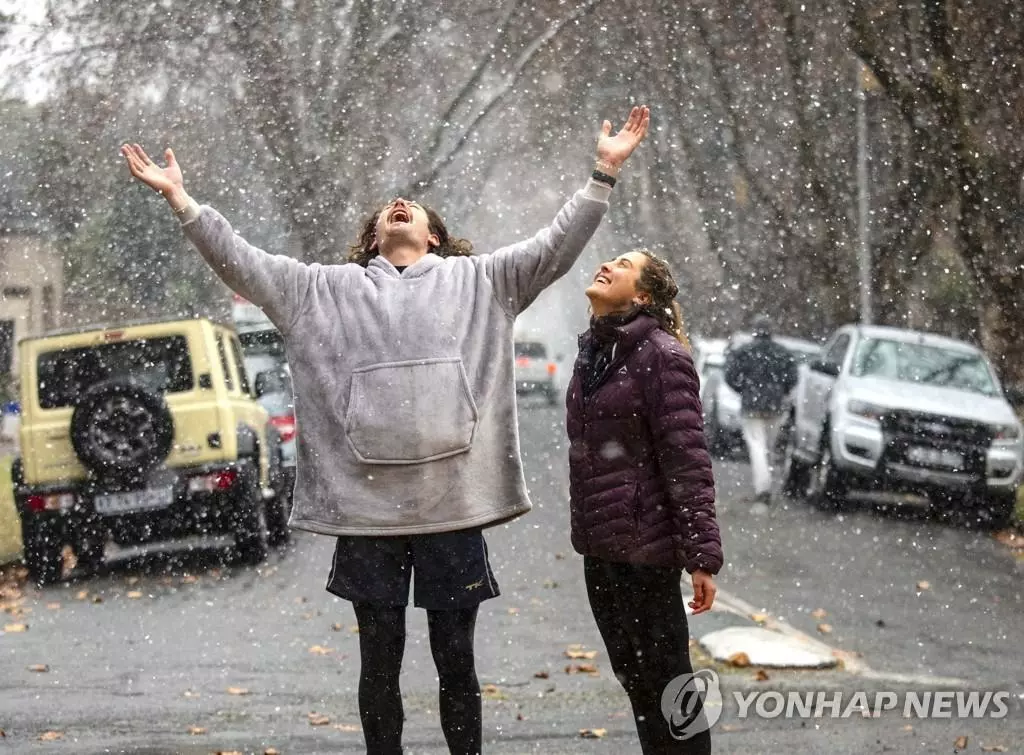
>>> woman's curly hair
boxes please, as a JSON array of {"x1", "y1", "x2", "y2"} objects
[
  {"x1": 635, "y1": 249, "x2": 690, "y2": 348},
  {"x1": 346, "y1": 203, "x2": 473, "y2": 266}
]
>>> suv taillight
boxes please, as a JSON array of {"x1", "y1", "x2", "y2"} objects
[
  {"x1": 188, "y1": 469, "x2": 238, "y2": 493},
  {"x1": 26, "y1": 493, "x2": 75, "y2": 513},
  {"x1": 271, "y1": 415, "x2": 297, "y2": 443}
]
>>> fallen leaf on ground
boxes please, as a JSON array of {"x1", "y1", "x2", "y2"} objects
[
  {"x1": 565, "y1": 663, "x2": 599, "y2": 676},
  {"x1": 533, "y1": 670, "x2": 550, "y2": 679},
  {"x1": 981, "y1": 745, "x2": 1008, "y2": 753},
  {"x1": 3, "y1": 623, "x2": 27, "y2": 633},
  {"x1": 46, "y1": 603, "x2": 60, "y2": 610},
  {"x1": 516, "y1": 713, "x2": 527, "y2": 721},
  {"x1": 213, "y1": 751, "x2": 242, "y2": 755},
  {"x1": 333, "y1": 723, "x2": 360, "y2": 732},
  {"x1": 126, "y1": 591, "x2": 143, "y2": 600},
  {"x1": 264, "y1": 749, "x2": 281, "y2": 755},
  {"x1": 226, "y1": 687, "x2": 250, "y2": 696},
  {"x1": 916, "y1": 580, "x2": 930, "y2": 591},
  {"x1": 187, "y1": 726, "x2": 206, "y2": 735},
  {"x1": 579, "y1": 728, "x2": 607, "y2": 739},
  {"x1": 954, "y1": 735, "x2": 968, "y2": 750},
  {"x1": 727, "y1": 652, "x2": 751, "y2": 667},
  {"x1": 330, "y1": 623, "x2": 343, "y2": 631},
  {"x1": 38, "y1": 731, "x2": 64, "y2": 741},
  {"x1": 753, "y1": 669, "x2": 770, "y2": 681},
  {"x1": 811, "y1": 608, "x2": 827, "y2": 619},
  {"x1": 816, "y1": 623, "x2": 833, "y2": 634},
  {"x1": 308, "y1": 713, "x2": 330, "y2": 726},
  {"x1": 993, "y1": 529, "x2": 1024, "y2": 549},
  {"x1": 0, "y1": 727, "x2": 5, "y2": 736},
  {"x1": 554, "y1": 552, "x2": 566, "y2": 560},
  {"x1": 308, "y1": 645, "x2": 333, "y2": 655},
  {"x1": 903, "y1": 725, "x2": 914, "y2": 731},
  {"x1": 506, "y1": 607, "x2": 519, "y2": 615},
  {"x1": 749, "y1": 612, "x2": 768, "y2": 624},
  {"x1": 75, "y1": 590, "x2": 89, "y2": 600},
  {"x1": 295, "y1": 596, "x2": 308, "y2": 604},
  {"x1": 27, "y1": 664, "x2": 49, "y2": 673},
  {"x1": 565, "y1": 645, "x2": 598, "y2": 660},
  {"x1": 91, "y1": 595, "x2": 103, "y2": 604},
  {"x1": 481, "y1": 684, "x2": 505, "y2": 700}
]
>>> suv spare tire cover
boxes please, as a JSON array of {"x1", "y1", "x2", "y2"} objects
[{"x1": 70, "y1": 378, "x2": 175, "y2": 478}]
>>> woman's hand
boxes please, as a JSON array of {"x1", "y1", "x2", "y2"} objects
[
  {"x1": 596, "y1": 105, "x2": 650, "y2": 169},
  {"x1": 120, "y1": 143, "x2": 187, "y2": 207},
  {"x1": 689, "y1": 569, "x2": 717, "y2": 615}
]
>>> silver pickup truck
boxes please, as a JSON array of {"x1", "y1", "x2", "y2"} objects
[{"x1": 779, "y1": 324, "x2": 1022, "y2": 528}]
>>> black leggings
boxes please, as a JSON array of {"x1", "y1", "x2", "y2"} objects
[
  {"x1": 585, "y1": 557, "x2": 712, "y2": 755},
  {"x1": 353, "y1": 603, "x2": 482, "y2": 755}
]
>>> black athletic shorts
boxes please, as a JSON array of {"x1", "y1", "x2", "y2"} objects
[{"x1": 325, "y1": 528, "x2": 500, "y2": 610}]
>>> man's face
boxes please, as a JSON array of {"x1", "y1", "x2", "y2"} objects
[{"x1": 372, "y1": 198, "x2": 438, "y2": 253}]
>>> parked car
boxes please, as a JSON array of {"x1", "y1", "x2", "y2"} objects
[
  {"x1": 778, "y1": 324, "x2": 1022, "y2": 527},
  {"x1": 12, "y1": 316, "x2": 289, "y2": 584},
  {"x1": 514, "y1": 339, "x2": 560, "y2": 405},
  {"x1": 700, "y1": 333, "x2": 821, "y2": 455}
]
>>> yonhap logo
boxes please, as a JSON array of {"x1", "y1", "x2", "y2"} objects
[{"x1": 661, "y1": 669, "x2": 722, "y2": 740}]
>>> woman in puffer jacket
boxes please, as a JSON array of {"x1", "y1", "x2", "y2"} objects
[{"x1": 566, "y1": 249, "x2": 723, "y2": 754}]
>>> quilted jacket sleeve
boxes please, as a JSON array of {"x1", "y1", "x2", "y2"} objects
[{"x1": 643, "y1": 338, "x2": 724, "y2": 575}]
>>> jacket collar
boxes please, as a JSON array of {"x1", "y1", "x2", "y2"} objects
[
  {"x1": 580, "y1": 310, "x2": 661, "y2": 352},
  {"x1": 366, "y1": 253, "x2": 444, "y2": 279}
]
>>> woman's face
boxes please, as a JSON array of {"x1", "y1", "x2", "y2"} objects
[{"x1": 585, "y1": 251, "x2": 650, "y2": 314}]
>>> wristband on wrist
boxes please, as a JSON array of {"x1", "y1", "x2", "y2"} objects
[{"x1": 592, "y1": 169, "x2": 617, "y2": 188}]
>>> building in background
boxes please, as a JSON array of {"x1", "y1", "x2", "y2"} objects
[{"x1": 0, "y1": 232, "x2": 63, "y2": 377}]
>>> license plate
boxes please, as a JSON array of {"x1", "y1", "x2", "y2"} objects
[
  {"x1": 906, "y1": 446, "x2": 964, "y2": 469},
  {"x1": 95, "y1": 486, "x2": 175, "y2": 515}
]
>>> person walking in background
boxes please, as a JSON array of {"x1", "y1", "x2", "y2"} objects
[
  {"x1": 724, "y1": 313, "x2": 798, "y2": 510},
  {"x1": 566, "y1": 249, "x2": 722, "y2": 754},
  {"x1": 120, "y1": 104, "x2": 649, "y2": 755}
]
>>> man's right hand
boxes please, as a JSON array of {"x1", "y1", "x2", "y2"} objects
[{"x1": 120, "y1": 144, "x2": 187, "y2": 207}]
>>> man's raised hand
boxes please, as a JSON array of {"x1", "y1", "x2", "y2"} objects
[
  {"x1": 120, "y1": 144, "x2": 185, "y2": 202},
  {"x1": 597, "y1": 105, "x2": 650, "y2": 169}
]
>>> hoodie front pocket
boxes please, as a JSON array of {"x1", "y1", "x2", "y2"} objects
[{"x1": 345, "y1": 357, "x2": 479, "y2": 465}]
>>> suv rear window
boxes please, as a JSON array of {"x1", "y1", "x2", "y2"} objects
[
  {"x1": 514, "y1": 342, "x2": 547, "y2": 359},
  {"x1": 37, "y1": 335, "x2": 194, "y2": 409}
]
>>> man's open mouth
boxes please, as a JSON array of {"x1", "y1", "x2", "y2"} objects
[{"x1": 389, "y1": 208, "x2": 411, "y2": 223}]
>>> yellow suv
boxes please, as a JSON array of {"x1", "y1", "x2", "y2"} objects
[{"x1": 12, "y1": 317, "x2": 291, "y2": 585}]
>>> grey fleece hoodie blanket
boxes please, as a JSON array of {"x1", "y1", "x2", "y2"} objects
[{"x1": 180, "y1": 179, "x2": 611, "y2": 536}]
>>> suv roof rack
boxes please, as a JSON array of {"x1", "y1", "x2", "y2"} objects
[{"x1": 21, "y1": 314, "x2": 234, "y2": 344}]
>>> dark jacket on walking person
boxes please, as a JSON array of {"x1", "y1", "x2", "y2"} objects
[
  {"x1": 567, "y1": 249, "x2": 722, "y2": 755},
  {"x1": 724, "y1": 323, "x2": 798, "y2": 415}
]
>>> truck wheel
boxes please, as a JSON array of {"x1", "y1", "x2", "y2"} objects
[
  {"x1": 266, "y1": 466, "x2": 294, "y2": 547},
  {"x1": 231, "y1": 465, "x2": 269, "y2": 566},
  {"x1": 807, "y1": 428, "x2": 849, "y2": 512},
  {"x1": 22, "y1": 522, "x2": 64, "y2": 586},
  {"x1": 777, "y1": 416, "x2": 808, "y2": 498},
  {"x1": 964, "y1": 491, "x2": 1017, "y2": 531}
]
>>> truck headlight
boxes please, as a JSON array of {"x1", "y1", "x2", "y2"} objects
[
  {"x1": 847, "y1": 399, "x2": 887, "y2": 422},
  {"x1": 993, "y1": 423, "x2": 1021, "y2": 441}
]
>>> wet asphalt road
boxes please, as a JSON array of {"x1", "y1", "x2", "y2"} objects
[{"x1": 0, "y1": 399, "x2": 1022, "y2": 754}]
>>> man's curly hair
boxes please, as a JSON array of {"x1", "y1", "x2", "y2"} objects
[{"x1": 347, "y1": 203, "x2": 473, "y2": 266}]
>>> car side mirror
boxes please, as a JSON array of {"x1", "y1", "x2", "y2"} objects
[
  {"x1": 1004, "y1": 385, "x2": 1024, "y2": 409},
  {"x1": 810, "y1": 359, "x2": 840, "y2": 377}
]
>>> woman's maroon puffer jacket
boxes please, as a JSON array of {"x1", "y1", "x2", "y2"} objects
[{"x1": 566, "y1": 314, "x2": 723, "y2": 574}]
